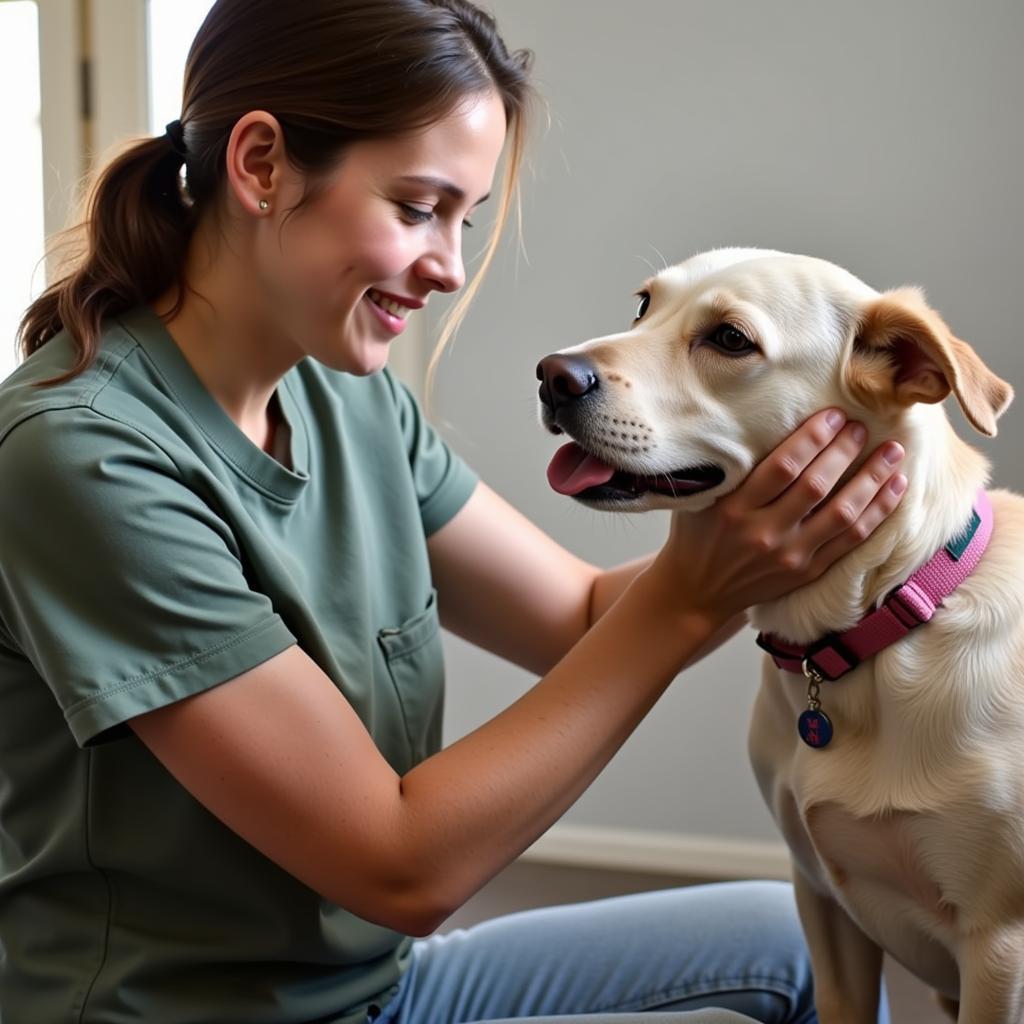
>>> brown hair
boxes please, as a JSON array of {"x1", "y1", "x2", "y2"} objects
[{"x1": 19, "y1": 0, "x2": 533, "y2": 382}]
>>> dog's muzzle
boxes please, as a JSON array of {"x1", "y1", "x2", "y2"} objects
[{"x1": 536, "y1": 351, "x2": 726, "y2": 505}]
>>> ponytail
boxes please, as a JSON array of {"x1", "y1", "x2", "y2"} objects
[{"x1": 18, "y1": 131, "x2": 192, "y2": 381}]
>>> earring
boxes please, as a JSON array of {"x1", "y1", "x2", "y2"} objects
[{"x1": 258, "y1": 199, "x2": 269, "y2": 211}]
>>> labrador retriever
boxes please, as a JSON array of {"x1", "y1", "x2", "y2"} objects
[{"x1": 537, "y1": 248, "x2": 1021, "y2": 1023}]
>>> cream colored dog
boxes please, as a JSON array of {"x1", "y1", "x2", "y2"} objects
[{"x1": 537, "y1": 248, "x2": 1021, "y2": 1023}]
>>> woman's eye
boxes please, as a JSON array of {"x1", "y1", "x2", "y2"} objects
[
  {"x1": 634, "y1": 291, "x2": 651, "y2": 321},
  {"x1": 708, "y1": 323, "x2": 756, "y2": 355},
  {"x1": 399, "y1": 202, "x2": 472, "y2": 230},
  {"x1": 398, "y1": 203, "x2": 433, "y2": 224}
]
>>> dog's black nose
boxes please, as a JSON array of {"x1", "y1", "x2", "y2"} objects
[{"x1": 536, "y1": 353, "x2": 600, "y2": 413}]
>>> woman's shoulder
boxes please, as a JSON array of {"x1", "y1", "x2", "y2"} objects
[
  {"x1": 1, "y1": 318, "x2": 138, "y2": 432},
  {"x1": 0, "y1": 316, "x2": 178, "y2": 483}
]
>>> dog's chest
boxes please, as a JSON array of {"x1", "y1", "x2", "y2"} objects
[
  {"x1": 803, "y1": 800, "x2": 952, "y2": 925},
  {"x1": 802, "y1": 798, "x2": 963, "y2": 995},
  {"x1": 757, "y1": 729, "x2": 955, "y2": 916},
  {"x1": 755, "y1": 751, "x2": 963, "y2": 991},
  {"x1": 748, "y1": 656, "x2": 974, "y2": 990}
]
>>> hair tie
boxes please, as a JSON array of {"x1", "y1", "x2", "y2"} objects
[{"x1": 164, "y1": 119, "x2": 187, "y2": 161}]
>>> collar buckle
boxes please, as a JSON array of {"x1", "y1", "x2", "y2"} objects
[
  {"x1": 801, "y1": 632, "x2": 861, "y2": 682},
  {"x1": 884, "y1": 580, "x2": 937, "y2": 628}
]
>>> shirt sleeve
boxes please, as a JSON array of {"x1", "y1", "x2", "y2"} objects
[
  {"x1": 0, "y1": 409, "x2": 296, "y2": 747},
  {"x1": 385, "y1": 371, "x2": 479, "y2": 536}
]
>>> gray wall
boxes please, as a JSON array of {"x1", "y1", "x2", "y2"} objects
[{"x1": 427, "y1": 0, "x2": 1024, "y2": 844}]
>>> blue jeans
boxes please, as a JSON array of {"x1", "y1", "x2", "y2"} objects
[{"x1": 374, "y1": 879, "x2": 889, "y2": 1023}]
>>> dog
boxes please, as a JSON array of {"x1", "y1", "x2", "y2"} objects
[{"x1": 536, "y1": 247, "x2": 1022, "y2": 1023}]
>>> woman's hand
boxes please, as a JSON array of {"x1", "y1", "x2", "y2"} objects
[{"x1": 652, "y1": 409, "x2": 907, "y2": 620}]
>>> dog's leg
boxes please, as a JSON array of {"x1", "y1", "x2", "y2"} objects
[
  {"x1": 956, "y1": 925, "x2": 1024, "y2": 1023},
  {"x1": 792, "y1": 869, "x2": 884, "y2": 1024}
]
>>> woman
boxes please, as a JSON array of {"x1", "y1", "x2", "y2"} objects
[{"x1": 0, "y1": 1, "x2": 904, "y2": 1021}]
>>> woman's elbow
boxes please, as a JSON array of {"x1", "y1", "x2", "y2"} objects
[{"x1": 322, "y1": 867, "x2": 462, "y2": 938}]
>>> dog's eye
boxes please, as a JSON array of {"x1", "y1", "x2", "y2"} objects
[
  {"x1": 708, "y1": 323, "x2": 756, "y2": 356},
  {"x1": 633, "y1": 291, "x2": 651, "y2": 322}
]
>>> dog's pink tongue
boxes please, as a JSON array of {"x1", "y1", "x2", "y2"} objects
[{"x1": 547, "y1": 442, "x2": 616, "y2": 496}]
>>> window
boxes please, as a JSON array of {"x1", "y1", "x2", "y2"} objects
[
  {"x1": 1, "y1": 1, "x2": 44, "y2": 378},
  {"x1": 147, "y1": 0, "x2": 215, "y2": 133}
]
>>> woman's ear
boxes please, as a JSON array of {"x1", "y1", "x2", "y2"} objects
[
  {"x1": 224, "y1": 110, "x2": 287, "y2": 217},
  {"x1": 845, "y1": 286, "x2": 1013, "y2": 437}
]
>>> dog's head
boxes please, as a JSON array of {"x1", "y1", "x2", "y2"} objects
[{"x1": 538, "y1": 248, "x2": 1013, "y2": 511}]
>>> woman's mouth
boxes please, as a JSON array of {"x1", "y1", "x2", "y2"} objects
[{"x1": 365, "y1": 288, "x2": 414, "y2": 336}]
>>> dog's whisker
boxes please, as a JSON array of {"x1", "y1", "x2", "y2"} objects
[
  {"x1": 648, "y1": 243, "x2": 669, "y2": 272},
  {"x1": 633, "y1": 253, "x2": 659, "y2": 276}
]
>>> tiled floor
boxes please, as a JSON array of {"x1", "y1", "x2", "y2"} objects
[{"x1": 441, "y1": 860, "x2": 948, "y2": 1023}]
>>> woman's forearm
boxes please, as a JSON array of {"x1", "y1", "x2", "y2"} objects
[
  {"x1": 588, "y1": 553, "x2": 655, "y2": 624},
  {"x1": 589, "y1": 553, "x2": 748, "y2": 664},
  {"x1": 396, "y1": 562, "x2": 723, "y2": 930}
]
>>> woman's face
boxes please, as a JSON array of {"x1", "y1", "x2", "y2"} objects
[{"x1": 257, "y1": 90, "x2": 508, "y2": 376}]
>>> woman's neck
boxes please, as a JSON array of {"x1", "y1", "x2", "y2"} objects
[{"x1": 153, "y1": 218, "x2": 303, "y2": 446}]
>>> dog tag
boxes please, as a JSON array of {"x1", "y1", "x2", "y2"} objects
[
  {"x1": 798, "y1": 708, "x2": 833, "y2": 748},
  {"x1": 799, "y1": 662, "x2": 833, "y2": 748}
]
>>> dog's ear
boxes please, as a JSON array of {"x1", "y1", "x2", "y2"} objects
[{"x1": 846, "y1": 287, "x2": 1013, "y2": 437}]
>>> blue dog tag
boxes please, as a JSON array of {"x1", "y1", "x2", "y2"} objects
[{"x1": 798, "y1": 708, "x2": 833, "y2": 749}]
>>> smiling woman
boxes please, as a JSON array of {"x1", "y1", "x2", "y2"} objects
[{"x1": 19, "y1": 0, "x2": 532, "y2": 387}]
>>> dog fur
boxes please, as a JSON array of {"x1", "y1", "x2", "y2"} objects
[{"x1": 538, "y1": 248, "x2": 1022, "y2": 1022}]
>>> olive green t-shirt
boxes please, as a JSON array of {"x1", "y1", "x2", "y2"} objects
[{"x1": 0, "y1": 307, "x2": 478, "y2": 1023}]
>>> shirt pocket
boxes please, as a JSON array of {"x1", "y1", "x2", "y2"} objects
[{"x1": 377, "y1": 589, "x2": 445, "y2": 773}]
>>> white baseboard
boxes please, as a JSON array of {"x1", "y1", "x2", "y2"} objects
[{"x1": 520, "y1": 823, "x2": 792, "y2": 881}]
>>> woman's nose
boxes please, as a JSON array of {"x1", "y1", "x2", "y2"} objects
[{"x1": 417, "y1": 236, "x2": 465, "y2": 294}]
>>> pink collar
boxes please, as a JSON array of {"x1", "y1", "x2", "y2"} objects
[{"x1": 757, "y1": 489, "x2": 993, "y2": 682}]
